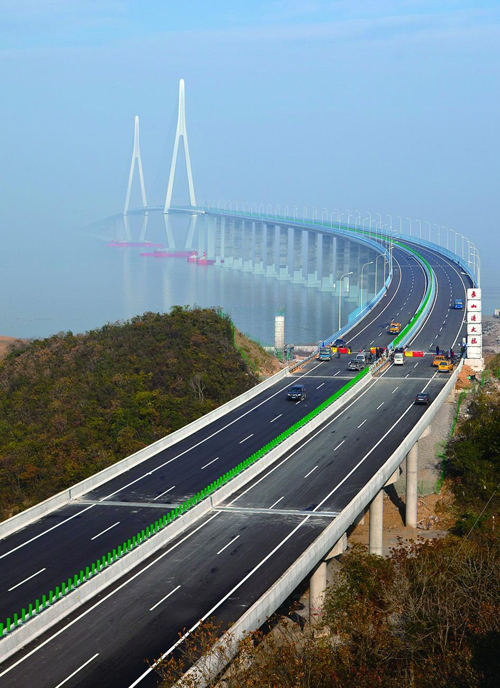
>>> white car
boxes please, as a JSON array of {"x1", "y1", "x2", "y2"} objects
[{"x1": 393, "y1": 352, "x2": 405, "y2": 365}]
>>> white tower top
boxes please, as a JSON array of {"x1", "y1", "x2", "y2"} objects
[{"x1": 164, "y1": 78, "x2": 196, "y2": 212}]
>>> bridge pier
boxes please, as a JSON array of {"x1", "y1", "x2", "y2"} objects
[
  {"x1": 207, "y1": 215, "x2": 216, "y2": 260},
  {"x1": 369, "y1": 468, "x2": 400, "y2": 556},
  {"x1": 286, "y1": 227, "x2": 294, "y2": 280},
  {"x1": 218, "y1": 216, "x2": 226, "y2": 264},
  {"x1": 309, "y1": 533, "x2": 347, "y2": 623},
  {"x1": 406, "y1": 443, "x2": 419, "y2": 528}
]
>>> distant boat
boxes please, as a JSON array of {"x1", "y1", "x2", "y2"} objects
[
  {"x1": 196, "y1": 252, "x2": 215, "y2": 266},
  {"x1": 141, "y1": 249, "x2": 193, "y2": 258},
  {"x1": 107, "y1": 241, "x2": 162, "y2": 248},
  {"x1": 187, "y1": 251, "x2": 198, "y2": 263}
]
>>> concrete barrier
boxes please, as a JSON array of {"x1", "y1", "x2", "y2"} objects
[
  {"x1": 182, "y1": 361, "x2": 463, "y2": 685},
  {"x1": 0, "y1": 367, "x2": 289, "y2": 541},
  {"x1": 0, "y1": 370, "x2": 375, "y2": 662}
]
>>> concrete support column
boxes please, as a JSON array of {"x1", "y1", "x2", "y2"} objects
[
  {"x1": 220, "y1": 216, "x2": 226, "y2": 260},
  {"x1": 301, "y1": 230, "x2": 309, "y2": 280},
  {"x1": 406, "y1": 443, "x2": 418, "y2": 528},
  {"x1": 309, "y1": 561, "x2": 327, "y2": 623},
  {"x1": 251, "y1": 221, "x2": 256, "y2": 268},
  {"x1": 197, "y1": 217, "x2": 205, "y2": 255},
  {"x1": 369, "y1": 489, "x2": 384, "y2": 556},
  {"x1": 240, "y1": 220, "x2": 245, "y2": 263},
  {"x1": 287, "y1": 227, "x2": 294, "y2": 277},
  {"x1": 316, "y1": 233, "x2": 323, "y2": 281},
  {"x1": 274, "y1": 226, "x2": 280, "y2": 273},
  {"x1": 206, "y1": 215, "x2": 215, "y2": 259},
  {"x1": 184, "y1": 214, "x2": 196, "y2": 249},
  {"x1": 262, "y1": 223, "x2": 268, "y2": 271}
]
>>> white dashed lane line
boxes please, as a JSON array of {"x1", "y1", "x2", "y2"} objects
[
  {"x1": 304, "y1": 466, "x2": 318, "y2": 479},
  {"x1": 91, "y1": 522, "x2": 120, "y2": 541},
  {"x1": 149, "y1": 585, "x2": 181, "y2": 612},
  {"x1": 357, "y1": 420, "x2": 367, "y2": 428},
  {"x1": 8, "y1": 568, "x2": 46, "y2": 592},
  {"x1": 377, "y1": 402, "x2": 384, "y2": 409},
  {"x1": 269, "y1": 496, "x2": 285, "y2": 509},
  {"x1": 334, "y1": 440, "x2": 345, "y2": 451},
  {"x1": 216, "y1": 535, "x2": 240, "y2": 555},
  {"x1": 239, "y1": 434, "x2": 254, "y2": 444},
  {"x1": 201, "y1": 457, "x2": 219, "y2": 470},
  {"x1": 270, "y1": 414, "x2": 282, "y2": 423},
  {"x1": 391, "y1": 387, "x2": 399, "y2": 394}
]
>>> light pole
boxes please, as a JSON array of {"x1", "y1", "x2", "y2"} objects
[
  {"x1": 375, "y1": 254, "x2": 385, "y2": 293},
  {"x1": 415, "y1": 218, "x2": 422, "y2": 239},
  {"x1": 434, "y1": 223, "x2": 440, "y2": 246},
  {"x1": 396, "y1": 215, "x2": 402, "y2": 235},
  {"x1": 387, "y1": 213, "x2": 393, "y2": 233},
  {"x1": 442, "y1": 225, "x2": 449, "y2": 250},
  {"x1": 355, "y1": 210, "x2": 361, "y2": 232},
  {"x1": 406, "y1": 217, "x2": 412, "y2": 237},
  {"x1": 425, "y1": 220, "x2": 431, "y2": 241},
  {"x1": 376, "y1": 213, "x2": 382, "y2": 241},
  {"x1": 303, "y1": 207, "x2": 308, "y2": 221},
  {"x1": 322, "y1": 208, "x2": 328, "y2": 225},
  {"x1": 338, "y1": 271, "x2": 353, "y2": 331},
  {"x1": 293, "y1": 206, "x2": 298, "y2": 221},
  {"x1": 360, "y1": 261, "x2": 374, "y2": 309}
]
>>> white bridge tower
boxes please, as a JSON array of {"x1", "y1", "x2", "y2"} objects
[
  {"x1": 164, "y1": 79, "x2": 196, "y2": 212},
  {"x1": 124, "y1": 115, "x2": 148, "y2": 215}
]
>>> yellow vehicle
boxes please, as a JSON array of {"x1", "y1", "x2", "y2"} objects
[
  {"x1": 389, "y1": 322, "x2": 401, "y2": 334},
  {"x1": 432, "y1": 355, "x2": 446, "y2": 367},
  {"x1": 437, "y1": 360, "x2": 453, "y2": 372}
]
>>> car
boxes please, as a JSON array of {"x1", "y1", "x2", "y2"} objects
[
  {"x1": 389, "y1": 322, "x2": 401, "y2": 334},
  {"x1": 333, "y1": 338, "x2": 346, "y2": 347},
  {"x1": 348, "y1": 359, "x2": 365, "y2": 371},
  {"x1": 438, "y1": 360, "x2": 453, "y2": 372},
  {"x1": 393, "y1": 352, "x2": 405, "y2": 365},
  {"x1": 415, "y1": 392, "x2": 432, "y2": 405},
  {"x1": 432, "y1": 355, "x2": 446, "y2": 367},
  {"x1": 287, "y1": 384, "x2": 307, "y2": 401},
  {"x1": 453, "y1": 299, "x2": 463, "y2": 310}
]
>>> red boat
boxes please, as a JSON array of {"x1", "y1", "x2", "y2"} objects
[
  {"x1": 141, "y1": 249, "x2": 193, "y2": 258},
  {"x1": 196, "y1": 252, "x2": 215, "y2": 266},
  {"x1": 107, "y1": 241, "x2": 162, "y2": 248}
]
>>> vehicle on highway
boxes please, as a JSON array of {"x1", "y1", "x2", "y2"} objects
[
  {"x1": 356, "y1": 352, "x2": 370, "y2": 364},
  {"x1": 453, "y1": 299, "x2": 463, "y2": 310},
  {"x1": 414, "y1": 392, "x2": 432, "y2": 405},
  {"x1": 389, "y1": 321, "x2": 401, "y2": 334},
  {"x1": 287, "y1": 384, "x2": 307, "y2": 401},
  {"x1": 333, "y1": 338, "x2": 345, "y2": 347},
  {"x1": 437, "y1": 360, "x2": 454, "y2": 373},
  {"x1": 432, "y1": 354, "x2": 446, "y2": 367},
  {"x1": 394, "y1": 352, "x2": 405, "y2": 365},
  {"x1": 318, "y1": 346, "x2": 332, "y2": 361},
  {"x1": 347, "y1": 359, "x2": 365, "y2": 371}
]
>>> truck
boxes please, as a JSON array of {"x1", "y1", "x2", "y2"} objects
[
  {"x1": 318, "y1": 346, "x2": 332, "y2": 361},
  {"x1": 453, "y1": 299, "x2": 463, "y2": 310},
  {"x1": 389, "y1": 322, "x2": 401, "y2": 334}
]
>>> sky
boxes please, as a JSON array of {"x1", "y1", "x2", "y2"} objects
[{"x1": 1, "y1": 0, "x2": 499, "y2": 310}]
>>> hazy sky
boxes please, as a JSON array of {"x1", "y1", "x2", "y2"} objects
[{"x1": 1, "y1": 1, "x2": 499, "y2": 309}]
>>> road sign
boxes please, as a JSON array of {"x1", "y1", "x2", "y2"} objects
[
  {"x1": 467, "y1": 335, "x2": 482, "y2": 347},
  {"x1": 466, "y1": 311, "x2": 482, "y2": 324},
  {"x1": 467, "y1": 323, "x2": 482, "y2": 335},
  {"x1": 467, "y1": 299, "x2": 481, "y2": 312},
  {"x1": 467, "y1": 288, "x2": 481, "y2": 300}
]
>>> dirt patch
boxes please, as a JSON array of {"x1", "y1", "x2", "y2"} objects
[
  {"x1": 0, "y1": 336, "x2": 27, "y2": 361},
  {"x1": 234, "y1": 329, "x2": 284, "y2": 380},
  {"x1": 456, "y1": 363, "x2": 476, "y2": 389}
]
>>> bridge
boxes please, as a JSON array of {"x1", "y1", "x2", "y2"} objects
[{"x1": 0, "y1": 80, "x2": 483, "y2": 687}]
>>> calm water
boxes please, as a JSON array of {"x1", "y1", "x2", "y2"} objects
[{"x1": 0, "y1": 212, "x2": 379, "y2": 345}]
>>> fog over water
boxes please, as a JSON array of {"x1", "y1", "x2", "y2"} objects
[{"x1": 0, "y1": 212, "x2": 380, "y2": 346}]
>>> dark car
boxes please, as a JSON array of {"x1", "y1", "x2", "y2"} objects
[
  {"x1": 414, "y1": 392, "x2": 431, "y2": 406},
  {"x1": 334, "y1": 338, "x2": 346, "y2": 347},
  {"x1": 347, "y1": 359, "x2": 365, "y2": 371},
  {"x1": 287, "y1": 384, "x2": 307, "y2": 401}
]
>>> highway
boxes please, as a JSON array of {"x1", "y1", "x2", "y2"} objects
[{"x1": 0, "y1": 242, "x2": 470, "y2": 687}]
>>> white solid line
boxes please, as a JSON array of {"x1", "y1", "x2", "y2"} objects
[
  {"x1": 90, "y1": 521, "x2": 120, "y2": 541},
  {"x1": 201, "y1": 457, "x2": 219, "y2": 470},
  {"x1": 0, "y1": 505, "x2": 95, "y2": 561},
  {"x1": 270, "y1": 414, "x2": 282, "y2": 423},
  {"x1": 149, "y1": 584, "x2": 181, "y2": 611},
  {"x1": 269, "y1": 496, "x2": 284, "y2": 509},
  {"x1": 392, "y1": 387, "x2": 399, "y2": 394},
  {"x1": 54, "y1": 654, "x2": 99, "y2": 688},
  {"x1": 357, "y1": 420, "x2": 367, "y2": 429},
  {"x1": 304, "y1": 466, "x2": 318, "y2": 479},
  {"x1": 377, "y1": 402, "x2": 384, "y2": 409},
  {"x1": 153, "y1": 486, "x2": 176, "y2": 501},
  {"x1": 216, "y1": 535, "x2": 240, "y2": 556},
  {"x1": 239, "y1": 434, "x2": 253, "y2": 444},
  {"x1": 334, "y1": 440, "x2": 345, "y2": 451},
  {"x1": 8, "y1": 568, "x2": 46, "y2": 592},
  {"x1": 316, "y1": 382, "x2": 325, "y2": 389}
]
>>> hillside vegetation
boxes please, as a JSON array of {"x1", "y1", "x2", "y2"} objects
[{"x1": 0, "y1": 308, "x2": 268, "y2": 520}]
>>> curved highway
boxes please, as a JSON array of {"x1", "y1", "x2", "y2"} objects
[{"x1": 0, "y1": 241, "x2": 470, "y2": 687}]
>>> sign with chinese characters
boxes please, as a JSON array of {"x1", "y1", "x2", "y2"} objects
[
  {"x1": 467, "y1": 334, "x2": 482, "y2": 347},
  {"x1": 467, "y1": 299, "x2": 481, "y2": 312},
  {"x1": 467, "y1": 288, "x2": 482, "y2": 300},
  {"x1": 467, "y1": 323, "x2": 482, "y2": 336},
  {"x1": 466, "y1": 311, "x2": 482, "y2": 324}
]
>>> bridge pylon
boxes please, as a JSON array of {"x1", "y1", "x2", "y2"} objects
[
  {"x1": 164, "y1": 78, "x2": 196, "y2": 212},
  {"x1": 124, "y1": 115, "x2": 148, "y2": 215}
]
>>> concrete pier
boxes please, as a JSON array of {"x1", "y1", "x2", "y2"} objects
[{"x1": 369, "y1": 489, "x2": 384, "y2": 555}]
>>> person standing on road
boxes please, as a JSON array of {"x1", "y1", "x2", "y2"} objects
[{"x1": 436, "y1": 345, "x2": 440, "y2": 356}]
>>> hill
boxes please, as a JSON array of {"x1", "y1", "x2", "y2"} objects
[{"x1": 0, "y1": 308, "x2": 273, "y2": 520}]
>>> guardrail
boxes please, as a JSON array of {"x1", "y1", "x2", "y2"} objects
[{"x1": 0, "y1": 366, "x2": 375, "y2": 661}]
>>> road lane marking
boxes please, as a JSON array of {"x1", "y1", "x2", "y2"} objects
[
  {"x1": 414, "y1": 362, "x2": 419, "y2": 367},
  {"x1": 90, "y1": 521, "x2": 120, "y2": 541},
  {"x1": 304, "y1": 466, "x2": 318, "y2": 479},
  {"x1": 357, "y1": 420, "x2": 367, "y2": 429},
  {"x1": 239, "y1": 434, "x2": 253, "y2": 444},
  {"x1": 377, "y1": 402, "x2": 384, "y2": 409},
  {"x1": 316, "y1": 382, "x2": 325, "y2": 389},
  {"x1": 8, "y1": 568, "x2": 46, "y2": 592},
  {"x1": 392, "y1": 386, "x2": 399, "y2": 393},
  {"x1": 269, "y1": 496, "x2": 284, "y2": 509},
  {"x1": 334, "y1": 371, "x2": 340, "y2": 377},
  {"x1": 153, "y1": 486, "x2": 176, "y2": 501},
  {"x1": 216, "y1": 535, "x2": 240, "y2": 555},
  {"x1": 54, "y1": 654, "x2": 99, "y2": 688},
  {"x1": 149, "y1": 584, "x2": 181, "y2": 611},
  {"x1": 201, "y1": 457, "x2": 219, "y2": 470},
  {"x1": 270, "y1": 414, "x2": 282, "y2": 423},
  {"x1": 334, "y1": 440, "x2": 345, "y2": 451}
]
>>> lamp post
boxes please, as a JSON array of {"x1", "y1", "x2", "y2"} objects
[
  {"x1": 338, "y1": 271, "x2": 354, "y2": 330},
  {"x1": 424, "y1": 220, "x2": 431, "y2": 241},
  {"x1": 415, "y1": 218, "x2": 422, "y2": 239},
  {"x1": 434, "y1": 223, "x2": 440, "y2": 246},
  {"x1": 360, "y1": 261, "x2": 374, "y2": 309},
  {"x1": 375, "y1": 253, "x2": 385, "y2": 293},
  {"x1": 396, "y1": 215, "x2": 402, "y2": 235},
  {"x1": 322, "y1": 208, "x2": 328, "y2": 225},
  {"x1": 442, "y1": 225, "x2": 449, "y2": 250},
  {"x1": 406, "y1": 217, "x2": 412, "y2": 237}
]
